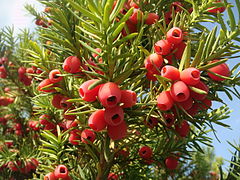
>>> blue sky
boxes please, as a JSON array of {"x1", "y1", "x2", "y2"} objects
[{"x1": 0, "y1": 0, "x2": 240, "y2": 171}]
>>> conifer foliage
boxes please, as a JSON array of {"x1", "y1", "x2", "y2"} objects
[{"x1": 1, "y1": 0, "x2": 240, "y2": 179}]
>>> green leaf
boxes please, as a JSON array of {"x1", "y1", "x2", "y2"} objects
[
  {"x1": 189, "y1": 86, "x2": 207, "y2": 95},
  {"x1": 198, "y1": 58, "x2": 228, "y2": 70},
  {"x1": 191, "y1": 34, "x2": 205, "y2": 67},
  {"x1": 111, "y1": 22, "x2": 126, "y2": 40},
  {"x1": 110, "y1": 0, "x2": 126, "y2": 21},
  {"x1": 88, "y1": 79, "x2": 105, "y2": 90},
  {"x1": 227, "y1": 4, "x2": 236, "y2": 31},
  {"x1": 179, "y1": 40, "x2": 191, "y2": 71},
  {"x1": 113, "y1": 68, "x2": 133, "y2": 84},
  {"x1": 86, "y1": 0, "x2": 102, "y2": 17},
  {"x1": 68, "y1": 0, "x2": 102, "y2": 23},
  {"x1": 113, "y1": 33, "x2": 138, "y2": 46}
]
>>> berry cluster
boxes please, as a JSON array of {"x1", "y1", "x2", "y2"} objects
[
  {"x1": 113, "y1": 0, "x2": 159, "y2": 36},
  {"x1": 6, "y1": 158, "x2": 39, "y2": 175},
  {"x1": 0, "y1": 57, "x2": 8, "y2": 78},
  {"x1": 79, "y1": 81, "x2": 137, "y2": 140},
  {"x1": 145, "y1": 27, "x2": 186, "y2": 81}
]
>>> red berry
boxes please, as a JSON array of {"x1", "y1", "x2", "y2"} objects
[
  {"x1": 30, "y1": 158, "x2": 39, "y2": 169},
  {"x1": 108, "y1": 172, "x2": 119, "y2": 180},
  {"x1": 52, "y1": 94, "x2": 65, "y2": 109},
  {"x1": 146, "y1": 71, "x2": 158, "y2": 81},
  {"x1": 38, "y1": 79, "x2": 56, "y2": 93},
  {"x1": 81, "y1": 129, "x2": 96, "y2": 144},
  {"x1": 107, "y1": 121, "x2": 127, "y2": 140},
  {"x1": 173, "y1": 41, "x2": 186, "y2": 60},
  {"x1": 18, "y1": 67, "x2": 26, "y2": 78},
  {"x1": 144, "y1": 117, "x2": 158, "y2": 129},
  {"x1": 145, "y1": 13, "x2": 159, "y2": 25},
  {"x1": 175, "y1": 120, "x2": 190, "y2": 137},
  {"x1": 144, "y1": 53, "x2": 163, "y2": 73},
  {"x1": 104, "y1": 106, "x2": 124, "y2": 126},
  {"x1": 177, "y1": 97, "x2": 193, "y2": 110},
  {"x1": 207, "y1": 60, "x2": 230, "y2": 81},
  {"x1": 129, "y1": 8, "x2": 143, "y2": 25},
  {"x1": 60, "y1": 97, "x2": 72, "y2": 109},
  {"x1": 164, "y1": 11, "x2": 172, "y2": 24},
  {"x1": 54, "y1": 165, "x2": 69, "y2": 179},
  {"x1": 154, "y1": 40, "x2": 172, "y2": 55},
  {"x1": 44, "y1": 172, "x2": 57, "y2": 180},
  {"x1": 170, "y1": 81, "x2": 190, "y2": 102},
  {"x1": 161, "y1": 65, "x2": 180, "y2": 81},
  {"x1": 122, "y1": 20, "x2": 137, "y2": 36},
  {"x1": 120, "y1": 90, "x2": 137, "y2": 108},
  {"x1": 157, "y1": 91, "x2": 174, "y2": 111},
  {"x1": 69, "y1": 130, "x2": 81, "y2": 145},
  {"x1": 98, "y1": 82, "x2": 121, "y2": 108},
  {"x1": 163, "y1": 113, "x2": 175, "y2": 127},
  {"x1": 170, "y1": 2, "x2": 183, "y2": 12},
  {"x1": 35, "y1": 19, "x2": 44, "y2": 26},
  {"x1": 0, "y1": 66, "x2": 7, "y2": 78},
  {"x1": 79, "y1": 79, "x2": 102, "y2": 102},
  {"x1": 65, "y1": 120, "x2": 78, "y2": 129},
  {"x1": 26, "y1": 68, "x2": 34, "y2": 74},
  {"x1": 138, "y1": 146, "x2": 153, "y2": 159},
  {"x1": 208, "y1": 1, "x2": 226, "y2": 13},
  {"x1": 8, "y1": 161, "x2": 19, "y2": 171},
  {"x1": 39, "y1": 114, "x2": 51, "y2": 125},
  {"x1": 199, "y1": 98, "x2": 212, "y2": 110},
  {"x1": 180, "y1": 67, "x2": 200, "y2": 86},
  {"x1": 63, "y1": 56, "x2": 81, "y2": 73},
  {"x1": 63, "y1": 109, "x2": 76, "y2": 120},
  {"x1": 190, "y1": 81, "x2": 209, "y2": 101},
  {"x1": 165, "y1": 156, "x2": 178, "y2": 170},
  {"x1": 166, "y1": 27, "x2": 183, "y2": 45},
  {"x1": 49, "y1": 69, "x2": 63, "y2": 83},
  {"x1": 88, "y1": 109, "x2": 107, "y2": 131}
]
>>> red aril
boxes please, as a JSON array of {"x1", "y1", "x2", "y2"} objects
[
  {"x1": 173, "y1": 41, "x2": 186, "y2": 60},
  {"x1": 177, "y1": 97, "x2": 193, "y2": 110},
  {"x1": 37, "y1": 79, "x2": 56, "y2": 93},
  {"x1": 104, "y1": 106, "x2": 124, "y2": 126},
  {"x1": 52, "y1": 94, "x2": 65, "y2": 109},
  {"x1": 166, "y1": 27, "x2": 183, "y2": 45},
  {"x1": 120, "y1": 90, "x2": 137, "y2": 108},
  {"x1": 144, "y1": 53, "x2": 163, "y2": 72},
  {"x1": 54, "y1": 165, "x2": 69, "y2": 179},
  {"x1": 207, "y1": 60, "x2": 230, "y2": 81},
  {"x1": 161, "y1": 65, "x2": 180, "y2": 81},
  {"x1": 49, "y1": 69, "x2": 63, "y2": 83},
  {"x1": 154, "y1": 40, "x2": 172, "y2": 55},
  {"x1": 88, "y1": 109, "x2": 107, "y2": 131},
  {"x1": 107, "y1": 120, "x2": 127, "y2": 140},
  {"x1": 69, "y1": 130, "x2": 81, "y2": 145},
  {"x1": 157, "y1": 91, "x2": 174, "y2": 111},
  {"x1": 60, "y1": 97, "x2": 72, "y2": 110},
  {"x1": 98, "y1": 82, "x2": 121, "y2": 108},
  {"x1": 165, "y1": 156, "x2": 178, "y2": 170},
  {"x1": 145, "y1": 13, "x2": 159, "y2": 25},
  {"x1": 63, "y1": 56, "x2": 81, "y2": 73},
  {"x1": 81, "y1": 129, "x2": 96, "y2": 144},
  {"x1": 163, "y1": 113, "x2": 175, "y2": 127},
  {"x1": 170, "y1": 81, "x2": 190, "y2": 102},
  {"x1": 79, "y1": 79, "x2": 102, "y2": 102},
  {"x1": 180, "y1": 67, "x2": 200, "y2": 86},
  {"x1": 190, "y1": 81, "x2": 209, "y2": 101},
  {"x1": 138, "y1": 146, "x2": 153, "y2": 159},
  {"x1": 175, "y1": 120, "x2": 190, "y2": 137}
]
